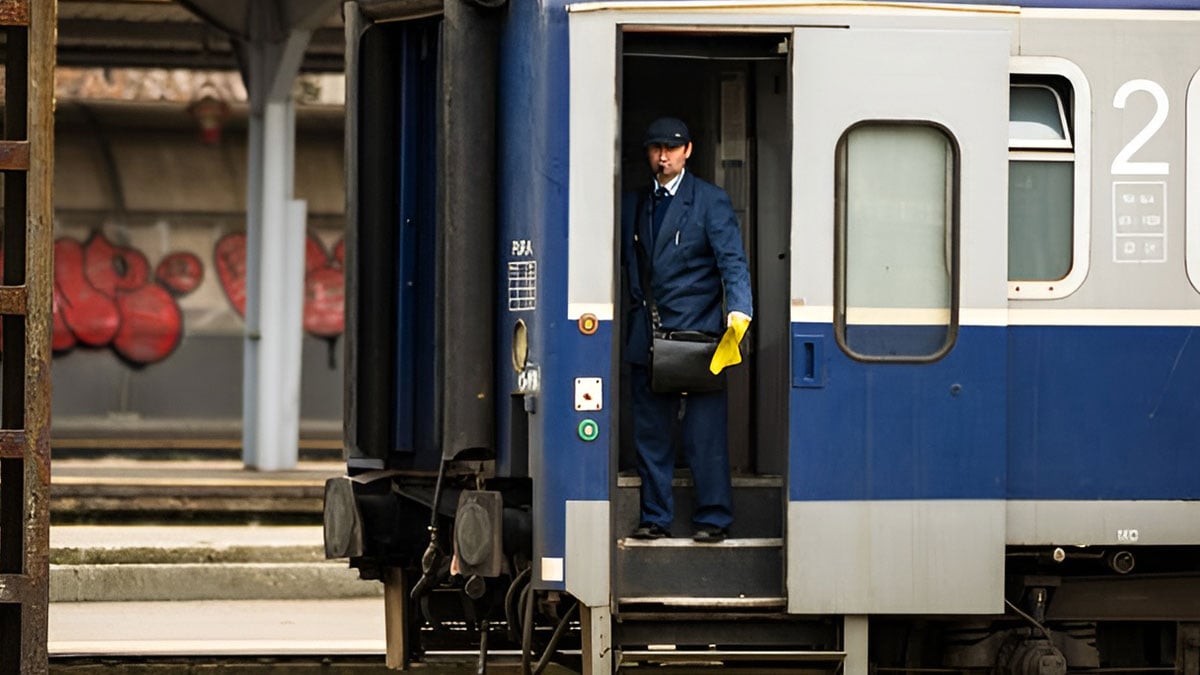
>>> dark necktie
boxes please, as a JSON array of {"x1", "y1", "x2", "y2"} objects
[{"x1": 651, "y1": 186, "x2": 672, "y2": 242}]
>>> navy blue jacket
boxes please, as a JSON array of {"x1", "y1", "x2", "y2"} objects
[{"x1": 622, "y1": 171, "x2": 753, "y2": 365}]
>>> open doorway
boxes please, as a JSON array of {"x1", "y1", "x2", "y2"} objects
[{"x1": 617, "y1": 32, "x2": 791, "y2": 478}]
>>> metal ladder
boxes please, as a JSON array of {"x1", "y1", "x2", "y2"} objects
[{"x1": 0, "y1": 0, "x2": 56, "y2": 672}]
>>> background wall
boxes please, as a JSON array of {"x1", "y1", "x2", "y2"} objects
[{"x1": 50, "y1": 97, "x2": 345, "y2": 445}]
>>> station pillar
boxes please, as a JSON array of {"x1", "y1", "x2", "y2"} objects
[
  {"x1": 179, "y1": 0, "x2": 340, "y2": 470},
  {"x1": 239, "y1": 33, "x2": 311, "y2": 471}
]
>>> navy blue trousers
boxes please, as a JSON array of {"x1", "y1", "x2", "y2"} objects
[{"x1": 631, "y1": 365, "x2": 733, "y2": 531}]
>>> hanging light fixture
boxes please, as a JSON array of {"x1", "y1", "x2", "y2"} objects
[{"x1": 187, "y1": 80, "x2": 231, "y2": 145}]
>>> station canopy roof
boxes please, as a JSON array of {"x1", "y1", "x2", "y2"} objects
[{"x1": 57, "y1": 0, "x2": 345, "y2": 72}]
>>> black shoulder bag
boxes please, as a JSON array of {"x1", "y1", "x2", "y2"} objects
[{"x1": 633, "y1": 207, "x2": 724, "y2": 394}]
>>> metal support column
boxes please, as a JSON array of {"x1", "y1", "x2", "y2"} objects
[
  {"x1": 844, "y1": 615, "x2": 869, "y2": 675},
  {"x1": 581, "y1": 604, "x2": 613, "y2": 675},
  {"x1": 0, "y1": 0, "x2": 55, "y2": 671},
  {"x1": 383, "y1": 568, "x2": 410, "y2": 670},
  {"x1": 241, "y1": 33, "x2": 310, "y2": 470},
  {"x1": 178, "y1": 0, "x2": 339, "y2": 470}
]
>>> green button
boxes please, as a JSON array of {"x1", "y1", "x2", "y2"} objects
[{"x1": 578, "y1": 419, "x2": 599, "y2": 442}]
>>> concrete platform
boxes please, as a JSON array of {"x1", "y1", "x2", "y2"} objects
[
  {"x1": 52, "y1": 524, "x2": 327, "y2": 563},
  {"x1": 51, "y1": 458, "x2": 343, "y2": 519},
  {"x1": 52, "y1": 561, "x2": 380, "y2": 602},
  {"x1": 45, "y1": 454, "x2": 381, "y2": 607},
  {"x1": 49, "y1": 598, "x2": 386, "y2": 656},
  {"x1": 50, "y1": 525, "x2": 381, "y2": 602}
]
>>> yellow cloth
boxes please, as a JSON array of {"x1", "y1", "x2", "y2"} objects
[{"x1": 710, "y1": 314, "x2": 750, "y2": 374}]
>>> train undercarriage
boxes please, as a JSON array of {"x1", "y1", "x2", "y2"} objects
[{"x1": 326, "y1": 465, "x2": 1200, "y2": 674}]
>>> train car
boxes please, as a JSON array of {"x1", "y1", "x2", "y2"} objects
[{"x1": 322, "y1": 0, "x2": 1200, "y2": 671}]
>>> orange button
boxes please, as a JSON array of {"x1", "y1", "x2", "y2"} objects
[{"x1": 578, "y1": 313, "x2": 598, "y2": 335}]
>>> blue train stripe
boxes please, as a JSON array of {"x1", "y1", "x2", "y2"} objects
[
  {"x1": 791, "y1": 321, "x2": 1200, "y2": 502},
  {"x1": 790, "y1": 322, "x2": 1009, "y2": 502},
  {"x1": 1008, "y1": 324, "x2": 1200, "y2": 500}
]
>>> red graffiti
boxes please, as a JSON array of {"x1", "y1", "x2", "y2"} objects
[
  {"x1": 306, "y1": 237, "x2": 328, "y2": 274},
  {"x1": 52, "y1": 232, "x2": 193, "y2": 365},
  {"x1": 55, "y1": 238, "x2": 120, "y2": 347},
  {"x1": 304, "y1": 265, "x2": 345, "y2": 338},
  {"x1": 304, "y1": 236, "x2": 345, "y2": 338},
  {"x1": 156, "y1": 252, "x2": 204, "y2": 295},
  {"x1": 84, "y1": 233, "x2": 150, "y2": 295},
  {"x1": 112, "y1": 283, "x2": 182, "y2": 364},
  {"x1": 214, "y1": 232, "x2": 345, "y2": 338},
  {"x1": 214, "y1": 232, "x2": 247, "y2": 316},
  {"x1": 44, "y1": 229, "x2": 343, "y2": 364}
]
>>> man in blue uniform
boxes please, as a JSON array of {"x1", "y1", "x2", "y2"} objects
[{"x1": 622, "y1": 117, "x2": 753, "y2": 543}]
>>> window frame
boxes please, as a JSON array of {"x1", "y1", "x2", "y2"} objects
[
  {"x1": 833, "y1": 119, "x2": 961, "y2": 364},
  {"x1": 1007, "y1": 56, "x2": 1092, "y2": 300},
  {"x1": 1009, "y1": 83, "x2": 1073, "y2": 150},
  {"x1": 1185, "y1": 66, "x2": 1200, "y2": 293}
]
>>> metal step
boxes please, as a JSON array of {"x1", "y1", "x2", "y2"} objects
[
  {"x1": 616, "y1": 536, "x2": 783, "y2": 600},
  {"x1": 618, "y1": 648, "x2": 845, "y2": 675},
  {"x1": 615, "y1": 472, "x2": 783, "y2": 539},
  {"x1": 614, "y1": 609, "x2": 842, "y2": 670},
  {"x1": 618, "y1": 596, "x2": 786, "y2": 608},
  {"x1": 619, "y1": 649, "x2": 845, "y2": 664}
]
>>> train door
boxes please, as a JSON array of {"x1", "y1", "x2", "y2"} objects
[
  {"x1": 617, "y1": 32, "x2": 791, "y2": 495},
  {"x1": 787, "y1": 26, "x2": 1012, "y2": 615},
  {"x1": 611, "y1": 31, "x2": 792, "y2": 606}
]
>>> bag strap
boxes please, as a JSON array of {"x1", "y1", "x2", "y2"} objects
[{"x1": 632, "y1": 189, "x2": 662, "y2": 331}]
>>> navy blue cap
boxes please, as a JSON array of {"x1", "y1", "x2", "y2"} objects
[{"x1": 643, "y1": 117, "x2": 691, "y2": 147}]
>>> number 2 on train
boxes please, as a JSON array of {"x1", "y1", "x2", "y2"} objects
[{"x1": 1112, "y1": 78, "x2": 1170, "y2": 176}]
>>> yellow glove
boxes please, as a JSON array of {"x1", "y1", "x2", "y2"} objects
[{"x1": 710, "y1": 311, "x2": 751, "y2": 374}]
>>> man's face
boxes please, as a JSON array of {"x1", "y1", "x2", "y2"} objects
[{"x1": 646, "y1": 142, "x2": 692, "y2": 184}]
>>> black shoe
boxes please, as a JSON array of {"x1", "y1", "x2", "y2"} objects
[
  {"x1": 631, "y1": 522, "x2": 670, "y2": 539},
  {"x1": 692, "y1": 526, "x2": 727, "y2": 543}
]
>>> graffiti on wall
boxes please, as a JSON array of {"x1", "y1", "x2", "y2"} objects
[
  {"x1": 51, "y1": 230, "x2": 345, "y2": 366},
  {"x1": 213, "y1": 232, "x2": 346, "y2": 338},
  {"x1": 52, "y1": 233, "x2": 188, "y2": 364}
]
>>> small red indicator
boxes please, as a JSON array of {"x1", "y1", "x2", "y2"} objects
[{"x1": 578, "y1": 313, "x2": 598, "y2": 335}]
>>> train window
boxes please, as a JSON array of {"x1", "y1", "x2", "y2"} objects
[
  {"x1": 1007, "y1": 60, "x2": 1091, "y2": 299},
  {"x1": 834, "y1": 122, "x2": 958, "y2": 362},
  {"x1": 1008, "y1": 84, "x2": 1074, "y2": 284},
  {"x1": 1010, "y1": 85, "x2": 1071, "y2": 148},
  {"x1": 1009, "y1": 158, "x2": 1073, "y2": 281}
]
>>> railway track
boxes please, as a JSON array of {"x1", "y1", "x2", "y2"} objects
[
  {"x1": 50, "y1": 654, "x2": 400, "y2": 674},
  {"x1": 50, "y1": 654, "x2": 582, "y2": 674},
  {"x1": 49, "y1": 442, "x2": 341, "y2": 523}
]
